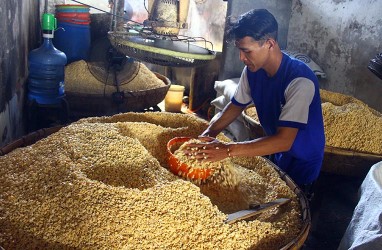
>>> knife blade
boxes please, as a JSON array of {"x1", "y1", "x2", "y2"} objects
[{"x1": 225, "y1": 198, "x2": 291, "y2": 224}]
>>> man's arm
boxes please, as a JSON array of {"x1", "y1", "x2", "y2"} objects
[
  {"x1": 186, "y1": 126, "x2": 298, "y2": 162},
  {"x1": 202, "y1": 102, "x2": 245, "y2": 138},
  {"x1": 229, "y1": 126, "x2": 298, "y2": 157}
]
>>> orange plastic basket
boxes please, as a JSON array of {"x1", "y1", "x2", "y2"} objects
[{"x1": 167, "y1": 137, "x2": 214, "y2": 180}]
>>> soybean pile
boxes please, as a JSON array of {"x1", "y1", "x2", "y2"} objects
[
  {"x1": 0, "y1": 112, "x2": 302, "y2": 250},
  {"x1": 65, "y1": 61, "x2": 166, "y2": 94},
  {"x1": 320, "y1": 89, "x2": 382, "y2": 154}
]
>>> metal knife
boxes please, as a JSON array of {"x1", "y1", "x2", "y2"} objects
[{"x1": 226, "y1": 198, "x2": 291, "y2": 224}]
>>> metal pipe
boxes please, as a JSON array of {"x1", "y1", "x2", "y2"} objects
[
  {"x1": 111, "y1": 0, "x2": 117, "y2": 31},
  {"x1": 44, "y1": 0, "x2": 48, "y2": 13}
]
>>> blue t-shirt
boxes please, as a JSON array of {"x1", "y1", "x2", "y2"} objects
[{"x1": 232, "y1": 53, "x2": 325, "y2": 186}]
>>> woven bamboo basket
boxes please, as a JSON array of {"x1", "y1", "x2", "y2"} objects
[
  {"x1": 0, "y1": 126, "x2": 62, "y2": 156},
  {"x1": 267, "y1": 158, "x2": 311, "y2": 250},
  {"x1": 242, "y1": 106, "x2": 382, "y2": 177},
  {"x1": 0, "y1": 126, "x2": 310, "y2": 249},
  {"x1": 242, "y1": 105, "x2": 266, "y2": 139},
  {"x1": 322, "y1": 146, "x2": 382, "y2": 177},
  {"x1": 65, "y1": 72, "x2": 171, "y2": 117}
]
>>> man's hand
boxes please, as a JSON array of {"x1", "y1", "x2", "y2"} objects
[{"x1": 183, "y1": 139, "x2": 232, "y2": 162}]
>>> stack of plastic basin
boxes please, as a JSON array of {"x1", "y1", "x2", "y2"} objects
[{"x1": 53, "y1": 4, "x2": 91, "y2": 64}]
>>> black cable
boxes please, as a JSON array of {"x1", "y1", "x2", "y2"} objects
[
  {"x1": 70, "y1": 0, "x2": 142, "y2": 25},
  {"x1": 144, "y1": 0, "x2": 150, "y2": 15}
]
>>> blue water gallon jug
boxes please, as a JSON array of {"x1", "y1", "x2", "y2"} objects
[{"x1": 27, "y1": 14, "x2": 67, "y2": 105}]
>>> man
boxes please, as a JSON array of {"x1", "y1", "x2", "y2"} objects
[{"x1": 185, "y1": 9, "x2": 325, "y2": 189}]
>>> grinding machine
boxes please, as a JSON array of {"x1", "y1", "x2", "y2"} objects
[{"x1": 107, "y1": 0, "x2": 216, "y2": 67}]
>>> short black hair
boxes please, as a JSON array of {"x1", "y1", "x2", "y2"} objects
[{"x1": 227, "y1": 9, "x2": 278, "y2": 42}]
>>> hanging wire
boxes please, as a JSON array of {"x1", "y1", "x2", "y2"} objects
[
  {"x1": 70, "y1": 0, "x2": 142, "y2": 25},
  {"x1": 143, "y1": 0, "x2": 150, "y2": 15}
]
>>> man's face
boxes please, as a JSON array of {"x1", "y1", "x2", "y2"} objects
[{"x1": 235, "y1": 36, "x2": 269, "y2": 72}]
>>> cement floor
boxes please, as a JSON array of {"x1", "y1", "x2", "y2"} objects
[{"x1": 301, "y1": 172, "x2": 364, "y2": 250}]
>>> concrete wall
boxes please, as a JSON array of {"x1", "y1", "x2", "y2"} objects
[
  {"x1": 179, "y1": 0, "x2": 227, "y2": 52},
  {"x1": 0, "y1": 0, "x2": 40, "y2": 147},
  {"x1": 287, "y1": 0, "x2": 382, "y2": 112},
  {"x1": 219, "y1": 0, "x2": 293, "y2": 80}
]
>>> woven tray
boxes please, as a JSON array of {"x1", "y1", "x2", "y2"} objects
[
  {"x1": 0, "y1": 126, "x2": 310, "y2": 250},
  {"x1": 65, "y1": 72, "x2": 171, "y2": 117}
]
